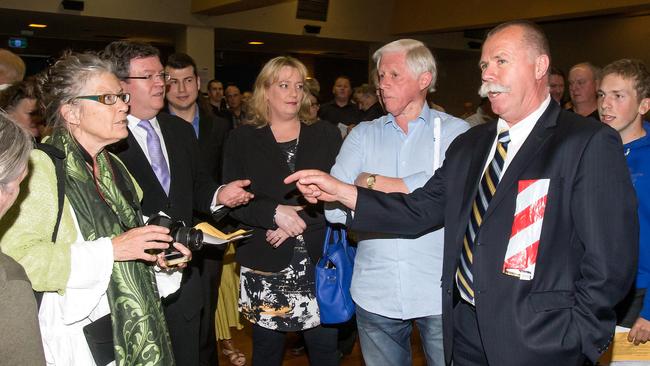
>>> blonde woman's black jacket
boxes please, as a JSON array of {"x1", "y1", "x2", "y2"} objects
[{"x1": 223, "y1": 120, "x2": 342, "y2": 272}]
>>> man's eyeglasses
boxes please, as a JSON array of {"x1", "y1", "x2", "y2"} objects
[
  {"x1": 124, "y1": 72, "x2": 170, "y2": 82},
  {"x1": 75, "y1": 93, "x2": 131, "y2": 105}
]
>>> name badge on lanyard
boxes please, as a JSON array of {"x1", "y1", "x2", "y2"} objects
[{"x1": 433, "y1": 117, "x2": 441, "y2": 172}]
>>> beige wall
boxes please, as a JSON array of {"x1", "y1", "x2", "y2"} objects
[
  {"x1": 176, "y1": 26, "x2": 215, "y2": 91},
  {"x1": 545, "y1": 14, "x2": 650, "y2": 72},
  {"x1": 391, "y1": 0, "x2": 650, "y2": 34},
  {"x1": 0, "y1": 0, "x2": 207, "y2": 26},
  {"x1": 1, "y1": 0, "x2": 395, "y2": 42},
  {"x1": 206, "y1": 0, "x2": 394, "y2": 42}
]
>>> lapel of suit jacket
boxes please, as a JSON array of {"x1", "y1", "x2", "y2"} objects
[
  {"x1": 454, "y1": 122, "x2": 498, "y2": 246},
  {"x1": 294, "y1": 122, "x2": 310, "y2": 170},
  {"x1": 260, "y1": 124, "x2": 296, "y2": 175},
  {"x1": 481, "y1": 101, "x2": 560, "y2": 223},
  {"x1": 118, "y1": 129, "x2": 168, "y2": 197},
  {"x1": 197, "y1": 109, "x2": 211, "y2": 147}
]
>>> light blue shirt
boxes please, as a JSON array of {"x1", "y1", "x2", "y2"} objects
[{"x1": 326, "y1": 103, "x2": 469, "y2": 319}]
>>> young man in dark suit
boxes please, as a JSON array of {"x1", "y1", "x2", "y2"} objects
[
  {"x1": 164, "y1": 52, "x2": 235, "y2": 366},
  {"x1": 286, "y1": 21, "x2": 638, "y2": 366},
  {"x1": 103, "y1": 41, "x2": 253, "y2": 366}
]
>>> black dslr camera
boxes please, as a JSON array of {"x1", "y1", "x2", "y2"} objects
[
  {"x1": 146, "y1": 213, "x2": 208, "y2": 251},
  {"x1": 146, "y1": 213, "x2": 225, "y2": 265}
]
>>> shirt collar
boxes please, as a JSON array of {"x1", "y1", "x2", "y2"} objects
[
  {"x1": 165, "y1": 104, "x2": 201, "y2": 137},
  {"x1": 384, "y1": 102, "x2": 429, "y2": 129},
  {"x1": 496, "y1": 96, "x2": 551, "y2": 142},
  {"x1": 127, "y1": 114, "x2": 160, "y2": 131}
]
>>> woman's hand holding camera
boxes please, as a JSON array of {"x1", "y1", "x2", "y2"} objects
[
  {"x1": 157, "y1": 242, "x2": 192, "y2": 270},
  {"x1": 112, "y1": 225, "x2": 171, "y2": 262}
]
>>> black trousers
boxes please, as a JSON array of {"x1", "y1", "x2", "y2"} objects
[
  {"x1": 452, "y1": 300, "x2": 490, "y2": 366},
  {"x1": 252, "y1": 324, "x2": 339, "y2": 366}
]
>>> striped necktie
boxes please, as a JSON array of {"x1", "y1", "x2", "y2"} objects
[{"x1": 456, "y1": 130, "x2": 511, "y2": 305}]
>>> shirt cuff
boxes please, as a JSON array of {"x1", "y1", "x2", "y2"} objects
[
  {"x1": 210, "y1": 184, "x2": 226, "y2": 213},
  {"x1": 154, "y1": 266, "x2": 183, "y2": 298}
]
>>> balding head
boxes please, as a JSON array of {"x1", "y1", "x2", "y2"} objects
[
  {"x1": 0, "y1": 49, "x2": 26, "y2": 85},
  {"x1": 569, "y1": 62, "x2": 600, "y2": 111},
  {"x1": 486, "y1": 20, "x2": 550, "y2": 67}
]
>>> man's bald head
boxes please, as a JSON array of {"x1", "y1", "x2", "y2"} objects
[
  {"x1": 486, "y1": 20, "x2": 550, "y2": 66},
  {"x1": 0, "y1": 49, "x2": 26, "y2": 85}
]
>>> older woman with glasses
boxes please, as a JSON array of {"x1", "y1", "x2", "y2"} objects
[{"x1": 0, "y1": 52, "x2": 189, "y2": 365}]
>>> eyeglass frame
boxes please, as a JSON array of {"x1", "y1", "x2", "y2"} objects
[
  {"x1": 74, "y1": 93, "x2": 131, "y2": 105},
  {"x1": 123, "y1": 72, "x2": 171, "y2": 82}
]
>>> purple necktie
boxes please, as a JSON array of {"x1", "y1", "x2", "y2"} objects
[{"x1": 138, "y1": 119, "x2": 170, "y2": 195}]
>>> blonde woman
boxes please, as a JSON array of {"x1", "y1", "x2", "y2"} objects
[{"x1": 223, "y1": 56, "x2": 341, "y2": 365}]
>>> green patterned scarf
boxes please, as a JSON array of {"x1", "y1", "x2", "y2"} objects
[{"x1": 48, "y1": 131, "x2": 175, "y2": 366}]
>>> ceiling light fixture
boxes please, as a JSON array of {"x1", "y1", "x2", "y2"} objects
[
  {"x1": 248, "y1": 41, "x2": 264, "y2": 45},
  {"x1": 28, "y1": 23, "x2": 47, "y2": 28}
]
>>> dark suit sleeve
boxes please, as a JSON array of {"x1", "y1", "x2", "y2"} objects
[
  {"x1": 570, "y1": 127, "x2": 638, "y2": 361},
  {"x1": 351, "y1": 150, "x2": 448, "y2": 236},
  {"x1": 222, "y1": 130, "x2": 278, "y2": 229}
]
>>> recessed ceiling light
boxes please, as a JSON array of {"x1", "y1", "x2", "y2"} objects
[
  {"x1": 248, "y1": 41, "x2": 264, "y2": 45},
  {"x1": 28, "y1": 23, "x2": 47, "y2": 28}
]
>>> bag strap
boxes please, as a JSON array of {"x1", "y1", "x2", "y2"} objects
[
  {"x1": 322, "y1": 225, "x2": 333, "y2": 257},
  {"x1": 35, "y1": 143, "x2": 66, "y2": 243},
  {"x1": 322, "y1": 225, "x2": 348, "y2": 257}
]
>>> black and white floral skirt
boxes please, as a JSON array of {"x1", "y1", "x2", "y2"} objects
[{"x1": 239, "y1": 236, "x2": 320, "y2": 331}]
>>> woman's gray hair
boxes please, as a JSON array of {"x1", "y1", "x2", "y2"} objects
[
  {"x1": 35, "y1": 51, "x2": 114, "y2": 130},
  {"x1": 373, "y1": 39, "x2": 438, "y2": 93},
  {"x1": 0, "y1": 111, "x2": 32, "y2": 188}
]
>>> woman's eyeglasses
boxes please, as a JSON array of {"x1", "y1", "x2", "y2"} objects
[{"x1": 75, "y1": 93, "x2": 131, "y2": 105}]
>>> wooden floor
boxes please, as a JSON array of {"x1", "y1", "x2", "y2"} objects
[{"x1": 217, "y1": 321, "x2": 428, "y2": 366}]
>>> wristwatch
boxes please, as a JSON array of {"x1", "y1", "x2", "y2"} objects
[{"x1": 366, "y1": 174, "x2": 377, "y2": 190}]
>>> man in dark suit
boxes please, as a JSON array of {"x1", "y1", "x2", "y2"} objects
[
  {"x1": 103, "y1": 41, "x2": 253, "y2": 366},
  {"x1": 207, "y1": 79, "x2": 233, "y2": 127},
  {"x1": 286, "y1": 21, "x2": 638, "y2": 366},
  {"x1": 164, "y1": 52, "x2": 233, "y2": 366}
]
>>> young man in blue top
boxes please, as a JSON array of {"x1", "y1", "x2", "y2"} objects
[{"x1": 598, "y1": 58, "x2": 650, "y2": 345}]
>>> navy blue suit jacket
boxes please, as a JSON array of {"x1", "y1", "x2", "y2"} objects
[{"x1": 351, "y1": 101, "x2": 638, "y2": 365}]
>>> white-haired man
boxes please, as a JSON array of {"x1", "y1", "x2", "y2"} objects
[{"x1": 325, "y1": 39, "x2": 469, "y2": 366}]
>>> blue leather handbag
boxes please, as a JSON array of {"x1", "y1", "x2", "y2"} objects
[{"x1": 315, "y1": 225, "x2": 356, "y2": 324}]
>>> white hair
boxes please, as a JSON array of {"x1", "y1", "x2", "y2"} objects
[{"x1": 373, "y1": 39, "x2": 438, "y2": 92}]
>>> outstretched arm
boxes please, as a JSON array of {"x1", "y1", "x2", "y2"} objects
[{"x1": 284, "y1": 169, "x2": 358, "y2": 208}]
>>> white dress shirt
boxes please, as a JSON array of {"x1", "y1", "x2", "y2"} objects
[{"x1": 482, "y1": 96, "x2": 552, "y2": 177}]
